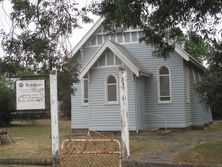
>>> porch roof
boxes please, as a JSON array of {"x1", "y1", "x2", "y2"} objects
[{"x1": 79, "y1": 40, "x2": 152, "y2": 80}]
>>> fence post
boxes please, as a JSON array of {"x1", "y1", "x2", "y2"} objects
[
  {"x1": 50, "y1": 70, "x2": 60, "y2": 167},
  {"x1": 119, "y1": 66, "x2": 130, "y2": 161}
]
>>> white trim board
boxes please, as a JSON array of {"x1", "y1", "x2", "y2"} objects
[
  {"x1": 79, "y1": 40, "x2": 151, "y2": 80},
  {"x1": 71, "y1": 17, "x2": 205, "y2": 72}
]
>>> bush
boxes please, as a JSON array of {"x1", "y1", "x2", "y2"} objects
[{"x1": 0, "y1": 81, "x2": 15, "y2": 127}]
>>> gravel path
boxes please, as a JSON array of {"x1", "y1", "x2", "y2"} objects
[{"x1": 138, "y1": 125, "x2": 222, "y2": 163}]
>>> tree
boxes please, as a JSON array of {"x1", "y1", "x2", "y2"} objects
[
  {"x1": 0, "y1": 0, "x2": 92, "y2": 117},
  {"x1": 92, "y1": 0, "x2": 221, "y2": 58},
  {"x1": 0, "y1": 80, "x2": 15, "y2": 126},
  {"x1": 57, "y1": 56, "x2": 79, "y2": 118},
  {"x1": 176, "y1": 32, "x2": 208, "y2": 62},
  {"x1": 1, "y1": 0, "x2": 91, "y2": 70},
  {"x1": 196, "y1": 41, "x2": 222, "y2": 117}
]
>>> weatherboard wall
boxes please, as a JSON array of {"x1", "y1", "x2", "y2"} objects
[{"x1": 71, "y1": 28, "x2": 213, "y2": 130}]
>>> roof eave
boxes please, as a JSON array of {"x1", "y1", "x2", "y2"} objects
[
  {"x1": 175, "y1": 44, "x2": 206, "y2": 71},
  {"x1": 71, "y1": 17, "x2": 105, "y2": 56}
]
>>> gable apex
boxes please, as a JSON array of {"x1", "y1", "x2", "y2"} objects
[
  {"x1": 79, "y1": 40, "x2": 151, "y2": 80},
  {"x1": 71, "y1": 17, "x2": 105, "y2": 56}
]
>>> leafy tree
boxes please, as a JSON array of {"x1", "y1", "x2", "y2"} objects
[
  {"x1": 176, "y1": 32, "x2": 209, "y2": 62},
  {"x1": 196, "y1": 41, "x2": 222, "y2": 117},
  {"x1": 0, "y1": 80, "x2": 15, "y2": 126},
  {"x1": 0, "y1": 0, "x2": 92, "y2": 117},
  {"x1": 92, "y1": 0, "x2": 221, "y2": 58},
  {"x1": 57, "y1": 56, "x2": 79, "y2": 118}
]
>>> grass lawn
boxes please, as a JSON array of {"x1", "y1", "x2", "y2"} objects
[
  {"x1": 174, "y1": 140, "x2": 222, "y2": 164},
  {"x1": 2, "y1": 119, "x2": 222, "y2": 164},
  {"x1": 0, "y1": 119, "x2": 70, "y2": 158},
  {"x1": 0, "y1": 119, "x2": 165, "y2": 160},
  {"x1": 173, "y1": 121, "x2": 222, "y2": 164}
]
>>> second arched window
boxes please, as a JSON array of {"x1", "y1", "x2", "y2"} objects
[
  {"x1": 106, "y1": 75, "x2": 117, "y2": 103},
  {"x1": 158, "y1": 66, "x2": 171, "y2": 102}
]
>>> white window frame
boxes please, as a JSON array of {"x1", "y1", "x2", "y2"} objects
[
  {"x1": 96, "y1": 50, "x2": 123, "y2": 68},
  {"x1": 192, "y1": 69, "x2": 196, "y2": 84},
  {"x1": 186, "y1": 66, "x2": 191, "y2": 104},
  {"x1": 105, "y1": 74, "x2": 119, "y2": 104},
  {"x1": 157, "y1": 65, "x2": 172, "y2": 104},
  {"x1": 81, "y1": 74, "x2": 89, "y2": 106}
]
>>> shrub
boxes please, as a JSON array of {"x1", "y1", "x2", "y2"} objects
[{"x1": 0, "y1": 81, "x2": 15, "y2": 127}]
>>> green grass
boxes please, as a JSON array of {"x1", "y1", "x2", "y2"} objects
[
  {"x1": 0, "y1": 119, "x2": 70, "y2": 158},
  {"x1": 174, "y1": 140, "x2": 222, "y2": 164},
  {"x1": 0, "y1": 119, "x2": 165, "y2": 160},
  {"x1": 2, "y1": 119, "x2": 222, "y2": 165},
  {"x1": 129, "y1": 135, "x2": 166, "y2": 160}
]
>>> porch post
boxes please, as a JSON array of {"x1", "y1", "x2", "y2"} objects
[
  {"x1": 119, "y1": 66, "x2": 130, "y2": 161},
  {"x1": 50, "y1": 70, "x2": 60, "y2": 167}
]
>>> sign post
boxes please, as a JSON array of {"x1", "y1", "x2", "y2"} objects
[
  {"x1": 49, "y1": 70, "x2": 60, "y2": 167},
  {"x1": 119, "y1": 66, "x2": 130, "y2": 161}
]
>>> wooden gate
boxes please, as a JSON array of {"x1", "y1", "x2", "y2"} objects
[{"x1": 60, "y1": 138, "x2": 121, "y2": 167}]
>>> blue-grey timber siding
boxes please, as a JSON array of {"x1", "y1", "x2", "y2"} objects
[
  {"x1": 190, "y1": 67, "x2": 204, "y2": 126},
  {"x1": 123, "y1": 44, "x2": 186, "y2": 128},
  {"x1": 72, "y1": 63, "x2": 137, "y2": 131},
  {"x1": 71, "y1": 30, "x2": 213, "y2": 130},
  {"x1": 71, "y1": 83, "x2": 90, "y2": 129},
  {"x1": 184, "y1": 62, "x2": 192, "y2": 127},
  {"x1": 135, "y1": 77, "x2": 147, "y2": 130}
]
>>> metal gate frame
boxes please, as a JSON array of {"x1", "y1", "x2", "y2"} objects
[{"x1": 60, "y1": 138, "x2": 121, "y2": 167}]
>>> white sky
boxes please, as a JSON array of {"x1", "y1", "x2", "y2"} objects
[{"x1": 0, "y1": 0, "x2": 99, "y2": 57}]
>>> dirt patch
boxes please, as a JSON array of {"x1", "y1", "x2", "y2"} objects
[{"x1": 137, "y1": 122, "x2": 222, "y2": 163}]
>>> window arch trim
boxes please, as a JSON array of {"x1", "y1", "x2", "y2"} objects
[
  {"x1": 105, "y1": 74, "x2": 119, "y2": 104},
  {"x1": 157, "y1": 65, "x2": 172, "y2": 103}
]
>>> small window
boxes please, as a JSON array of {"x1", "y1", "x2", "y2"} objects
[
  {"x1": 107, "y1": 51, "x2": 114, "y2": 65},
  {"x1": 97, "y1": 35, "x2": 103, "y2": 44},
  {"x1": 98, "y1": 55, "x2": 105, "y2": 66},
  {"x1": 90, "y1": 36, "x2": 96, "y2": 45},
  {"x1": 110, "y1": 35, "x2": 116, "y2": 42},
  {"x1": 115, "y1": 56, "x2": 122, "y2": 65},
  {"x1": 117, "y1": 33, "x2": 123, "y2": 43},
  {"x1": 106, "y1": 75, "x2": 118, "y2": 103},
  {"x1": 158, "y1": 66, "x2": 171, "y2": 103},
  {"x1": 82, "y1": 75, "x2": 89, "y2": 104},
  {"x1": 124, "y1": 33, "x2": 131, "y2": 43},
  {"x1": 186, "y1": 66, "x2": 190, "y2": 103},
  {"x1": 131, "y1": 32, "x2": 138, "y2": 42}
]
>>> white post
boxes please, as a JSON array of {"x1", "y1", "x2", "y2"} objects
[
  {"x1": 119, "y1": 66, "x2": 130, "y2": 160},
  {"x1": 50, "y1": 70, "x2": 60, "y2": 167}
]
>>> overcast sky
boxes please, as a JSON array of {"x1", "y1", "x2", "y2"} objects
[{"x1": 0, "y1": 0, "x2": 99, "y2": 57}]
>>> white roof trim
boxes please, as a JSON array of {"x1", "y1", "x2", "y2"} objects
[
  {"x1": 71, "y1": 17, "x2": 105, "y2": 56},
  {"x1": 79, "y1": 40, "x2": 145, "y2": 79},
  {"x1": 175, "y1": 44, "x2": 205, "y2": 70},
  {"x1": 70, "y1": 17, "x2": 205, "y2": 71},
  {"x1": 175, "y1": 44, "x2": 190, "y2": 61}
]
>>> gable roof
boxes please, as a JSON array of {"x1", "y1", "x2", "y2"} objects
[
  {"x1": 174, "y1": 44, "x2": 205, "y2": 71},
  {"x1": 71, "y1": 17, "x2": 105, "y2": 56},
  {"x1": 79, "y1": 40, "x2": 152, "y2": 79},
  {"x1": 72, "y1": 17, "x2": 205, "y2": 71}
]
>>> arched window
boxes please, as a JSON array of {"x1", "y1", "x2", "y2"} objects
[
  {"x1": 106, "y1": 75, "x2": 118, "y2": 103},
  {"x1": 82, "y1": 74, "x2": 89, "y2": 105},
  {"x1": 158, "y1": 66, "x2": 171, "y2": 102}
]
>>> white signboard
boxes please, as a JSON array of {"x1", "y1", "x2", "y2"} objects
[{"x1": 16, "y1": 80, "x2": 45, "y2": 110}]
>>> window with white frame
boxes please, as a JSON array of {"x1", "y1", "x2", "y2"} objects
[
  {"x1": 106, "y1": 75, "x2": 118, "y2": 103},
  {"x1": 87, "y1": 26, "x2": 144, "y2": 46},
  {"x1": 158, "y1": 66, "x2": 171, "y2": 102},
  {"x1": 97, "y1": 49, "x2": 122, "y2": 67},
  {"x1": 186, "y1": 66, "x2": 191, "y2": 103},
  {"x1": 82, "y1": 74, "x2": 89, "y2": 104}
]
